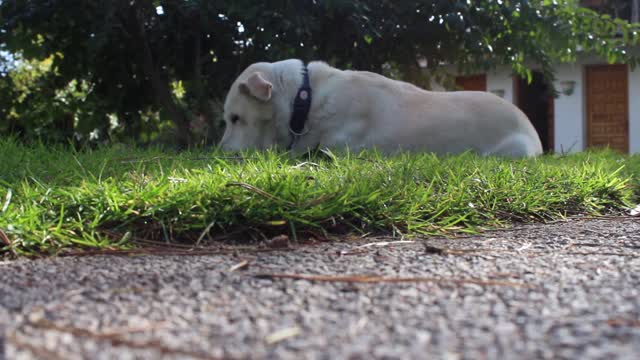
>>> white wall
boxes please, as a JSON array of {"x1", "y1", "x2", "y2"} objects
[
  {"x1": 552, "y1": 63, "x2": 586, "y2": 154},
  {"x1": 629, "y1": 67, "x2": 640, "y2": 154},
  {"x1": 429, "y1": 67, "x2": 515, "y2": 102},
  {"x1": 428, "y1": 57, "x2": 639, "y2": 154},
  {"x1": 553, "y1": 58, "x2": 640, "y2": 155},
  {"x1": 486, "y1": 69, "x2": 515, "y2": 104},
  {"x1": 485, "y1": 63, "x2": 589, "y2": 154}
]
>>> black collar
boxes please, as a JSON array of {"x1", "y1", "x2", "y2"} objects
[{"x1": 288, "y1": 64, "x2": 312, "y2": 148}]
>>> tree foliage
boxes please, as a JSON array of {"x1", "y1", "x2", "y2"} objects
[{"x1": 1, "y1": 0, "x2": 639, "y2": 146}]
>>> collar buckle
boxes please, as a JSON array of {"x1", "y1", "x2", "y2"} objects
[{"x1": 289, "y1": 64, "x2": 312, "y2": 138}]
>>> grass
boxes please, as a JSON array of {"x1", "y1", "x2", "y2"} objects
[{"x1": 1, "y1": 137, "x2": 639, "y2": 256}]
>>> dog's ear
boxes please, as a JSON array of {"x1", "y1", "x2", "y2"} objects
[{"x1": 239, "y1": 72, "x2": 272, "y2": 102}]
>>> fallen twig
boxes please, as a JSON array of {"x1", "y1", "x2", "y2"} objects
[
  {"x1": 97, "y1": 322, "x2": 171, "y2": 337},
  {"x1": 130, "y1": 237, "x2": 209, "y2": 249},
  {"x1": 354, "y1": 240, "x2": 416, "y2": 249},
  {"x1": 196, "y1": 220, "x2": 217, "y2": 246},
  {"x1": 340, "y1": 242, "x2": 481, "y2": 256},
  {"x1": 339, "y1": 249, "x2": 372, "y2": 256},
  {"x1": 421, "y1": 244, "x2": 485, "y2": 256},
  {"x1": 265, "y1": 326, "x2": 301, "y2": 344},
  {"x1": 516, "y1": 243, "x2": 533, "y2": 252},
  {"x1": 58, "y1": 246, "x2": 281, "y2": 258},
  {"x1": 0, "y1": 227, "x2": 12, "y2": 247},
  {"x1": 607, "y1": 318, "x2": 640, "y2": 327},
  {"x1": 23, "y1": 318, "x2": 222, "y2": 360},
  {"x1": 228, "y1": 260, "x2": 250, "y2": 272},
  {"x1": 607, "y1": 319, "x2": 640, "y2": 327},
  {"x1": 520, "y1": 250, "x2": 640, "y2": 259},
  {"x1": 6, "y1": 333, "x2": 67, "y2": 360},
  {"x1": 564, "y1": 251, "x2": 640, "y2": 258},
  {"x1": 253, "y1": 273, "x2": 531, "y2": 288},
  {"x1": 0, "y1": 227, "x2": 18, "y2": 257}
]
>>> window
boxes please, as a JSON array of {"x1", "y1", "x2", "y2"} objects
[{"x1": 581, "y1": 0, "x2": 639, "y2": 23}]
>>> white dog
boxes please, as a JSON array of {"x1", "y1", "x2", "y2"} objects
[{"x1": 220, "y1": 59, "x2": 543, "y2": 157}]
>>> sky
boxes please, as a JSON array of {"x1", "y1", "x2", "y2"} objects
[{"x1": 0, "y1": 49, "x2": 18, "y2": 76}]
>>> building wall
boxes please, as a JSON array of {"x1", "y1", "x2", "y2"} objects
[
  {"x1": 552, "y1": 63, "x2": 586, "y2": 154},
  {"x1": 428, "y1": 57, "x2": 639, "y2": 154},
  {"x1": 553, "y1": 57, "x2": 639, "y2": 154},
  {"x1": 486, "y1": 68, "x2": 515, "y2": 104},
  {"x1": 432, "y1": 67, "x2": 515, "y2": 103},
  {"x1": 629, "y1": 67, "x2": 640, "y2": 154}
]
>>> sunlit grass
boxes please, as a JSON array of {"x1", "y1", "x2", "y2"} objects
[{"x1": 1, "y1": 138, "x2": 638, "y2": 256}]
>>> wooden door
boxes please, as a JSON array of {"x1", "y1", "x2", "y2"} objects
[
  {"x1": 455, "y1": 74, "x2": 487, "y2": 91},
  {"x1": 586, "y1": 64, "x2": 629, "y2": 153},
  {"x1": 547, "y1": 96, "x2": 555, "y2": 151}
]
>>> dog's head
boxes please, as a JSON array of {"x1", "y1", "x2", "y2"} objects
[{"x1": 220, "y1": 63, "x2": 289, "y2": 151}]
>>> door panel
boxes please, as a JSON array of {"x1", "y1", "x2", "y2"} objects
[
  {"x1": 586, "y1": 64, "x2": 629, "y2": 153},
  {"x1": 455, "y1": 74, "x2": 487, "y2": 91}
]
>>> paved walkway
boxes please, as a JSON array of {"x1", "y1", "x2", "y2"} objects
[{"x1": 2, "y1": 218, "x2": 640, "y2": 359}]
